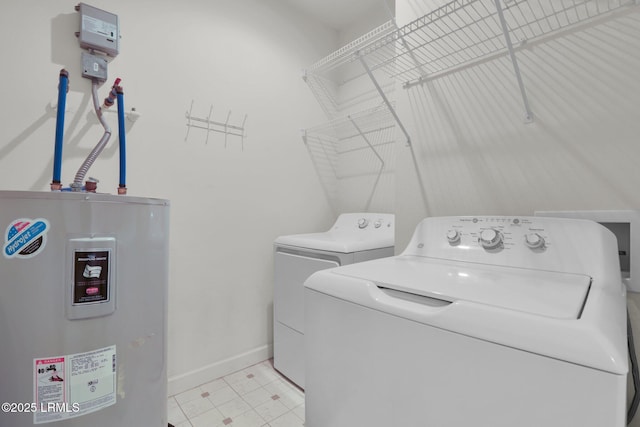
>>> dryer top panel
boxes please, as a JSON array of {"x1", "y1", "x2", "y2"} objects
[{"x1": 275, "y1": 213, "x2": 394, "y2": 253}]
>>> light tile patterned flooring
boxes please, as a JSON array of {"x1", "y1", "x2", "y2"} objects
[{"x1": 168, "y1": 359, "x2": 305, "y2": 427}]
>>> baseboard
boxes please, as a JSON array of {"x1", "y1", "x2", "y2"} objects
[{"x1": 167, "y1": 344, "x2": 273, "y2": 396}]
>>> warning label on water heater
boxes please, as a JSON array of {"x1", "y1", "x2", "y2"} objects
[
  {"x1": 33, "y1": 345, "x2": 116, "y2": 424},
  {"x1": 73, "y1": 250, "x2": 111, "y2": 304}
]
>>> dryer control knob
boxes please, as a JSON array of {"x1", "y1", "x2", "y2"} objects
[
  {"x1": 479, "y1": 228, "x2": 503, "y2": 249},
  {"x1": 374, "y1": 220, "x2": 382, "y2": 228},
  {"x1": 524, "y1": 233, "x2": 545, "y2": 249},
  {"x1": 358, "y1": 218, "x2": 369, "y2": 229},
  {"x1": 446, "y1": 229, "x2": 461, "y2": 245}
]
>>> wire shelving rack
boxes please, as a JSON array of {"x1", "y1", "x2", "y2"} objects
[{"x1": 305, "y1": 0, "x2": 636, "y2": 134}]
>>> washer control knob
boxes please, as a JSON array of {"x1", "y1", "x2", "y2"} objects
[
  {"x1": 446, "y1": 229, "x2": 461, "y2": 245},
  {"x1": 525, "y1": 233, "x2": 545, "y2": 249},
  {"x1": 358, "y1": 218, "x2": 369, "y2": 229},
  {"x1": 479, "y1": 228, "x2": 503, "y2": 249},
  {"x1": 374, "y1": 220, "x2": 382, "y2": 229}
]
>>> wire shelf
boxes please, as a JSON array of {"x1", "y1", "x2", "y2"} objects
[
  {"x1": 358, "y1": 0, "x2": 633, "y2": 86},
  {"x1": 303, "y1": 103, "x2": 395, "y2": 179},
  {"x1": 303, "y1": 103, "x2": 396, "y2": 211},
  {"x1": 305, "y1": 0, "x2": 635, "y2": 130},
  {"x1": 303, "y1": 0, "x2": 637, "y2": 171},
  {"x1": 304, "y1": 20, "x2": 398, "y2": 120},
  {"x1": 308, "y1": 20, "x2": 398, "y2": 74},
  {"x1": 305, "y1": 103, "x2": 396, "y2": 149}
]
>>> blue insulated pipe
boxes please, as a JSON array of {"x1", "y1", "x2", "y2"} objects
[
  {"x1": 52, "y1": 69, "x2": 69, "y2": 187},
  {"x1": 116, "y1": 87, "x2": 126, "y2": 191}
]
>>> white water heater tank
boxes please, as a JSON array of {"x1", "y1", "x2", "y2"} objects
[{"x1": 0, "y1": 191, "x2": 169, "y2": 426}]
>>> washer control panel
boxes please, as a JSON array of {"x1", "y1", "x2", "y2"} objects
[
  {"x1": 332, "y1": 213, "x2": 394, "y2": 232},
  {"x1": 402, "y1": 216, "x2": 622, "y2": 274},
  {"x1": 276, "y1": 213, "x2": 395, "y2": 253},
  {"x1": 441, "y1": 217, "x2": 549, "y2": 252},
  {"x1": 355, "y1": 217, "x2": 392, "y2": 230},
  {"x1": 405, "y1": 215, "x2": 619, "y2": 286}
]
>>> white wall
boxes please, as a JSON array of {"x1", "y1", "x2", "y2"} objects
[
  {"x1": 337, "y1": 0, "x2": 395, "y2": 46},
  {"x1": 0, "y1": 0, "x2": 337, "y2": 395}
]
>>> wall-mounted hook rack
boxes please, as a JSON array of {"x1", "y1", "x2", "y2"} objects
[{"x1": 184, "y1": 100, "x2": 248, "y2": 149}]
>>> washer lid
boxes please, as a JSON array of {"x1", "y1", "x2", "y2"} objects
[
  {"x1": 306, "y1": 254, "x2": 627, "y2": 374},
  {"x1": 334, "y1": 256, "x2": 591, "y2": 319}
]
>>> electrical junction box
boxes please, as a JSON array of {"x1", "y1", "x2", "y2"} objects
[
  {"x1": 77, "y1": 3, "x2": 119, "y2": 57},
  {"x1": 82, "y1": 51, "x2": 108, "y2": 81}
]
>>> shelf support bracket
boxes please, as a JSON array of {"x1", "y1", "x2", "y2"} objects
[
  {"x1": 494, "y1": 0, "x2": 534, "y2": 123},
  {"x1": 357, "y1": 51, "x2": 412, "y2": 146},
  {"x1": 348, "y1": 115, "x2": 385, "y2": 211},
  {"x1": 393, "y1": 20, "x2": 429, "y2": 83}
]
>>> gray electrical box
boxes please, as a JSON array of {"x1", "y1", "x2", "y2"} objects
[
  {"x1": 77, "y1": 3, "x2": 119, "y2": 57},
  {"x1": 81, "y1": 51, "x2": 108, "y2": 81}
]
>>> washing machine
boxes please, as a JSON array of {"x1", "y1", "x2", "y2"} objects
[
  {"x1": 273, "y1": 213, "x2": 394, "y2": 388},
  {"x1": 304, "y1": 216, "x2": 628, "y2": 427}
]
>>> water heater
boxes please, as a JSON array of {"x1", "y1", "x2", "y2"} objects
[{"x1": 0, "y1": 191, "x2": 169, "y2": 426}]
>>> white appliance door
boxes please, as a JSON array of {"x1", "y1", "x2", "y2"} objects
[{"x1": 274, "y1": 250, "x2": 339, "y2": 333}]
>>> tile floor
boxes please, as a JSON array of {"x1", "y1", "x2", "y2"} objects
[{"x1": 168, "y1": 359, "x2": 305, "y2": 427}]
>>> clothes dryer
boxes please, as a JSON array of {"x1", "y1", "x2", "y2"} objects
[{"x1": 273, "y1": 213, "x2": 394, "y2": 388}]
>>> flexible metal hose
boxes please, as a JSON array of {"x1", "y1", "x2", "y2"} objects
[{"x1": 72, "y1": 79, "x2": 112, "y2": 190}]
